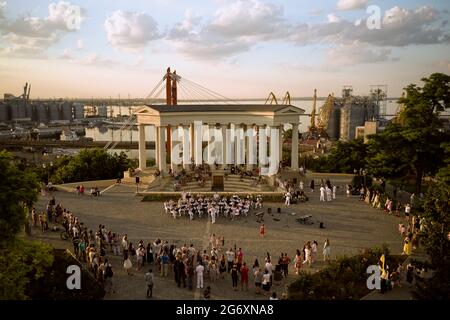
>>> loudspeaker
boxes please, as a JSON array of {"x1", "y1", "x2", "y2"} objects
[
  {"x1": 277, "y1": 208, "x2": 281, "y2": 213},
  {"x1": 319, "y1": 222, "x2": 325, "y2": 229},
  {"x1": 268, "y1": 208, "x2": 272, "y2": 214},
  {"x1": 135, "y1": 176, "x2": 140, "y2": 184}
]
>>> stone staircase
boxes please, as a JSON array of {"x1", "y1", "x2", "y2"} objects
[{"x1": 147, "y1": 174, "x2": 280, "y2": 192}]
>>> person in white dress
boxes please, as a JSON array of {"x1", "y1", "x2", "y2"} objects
[
  {"x1": 320, "y1": 186, "x2": 325, "y2": 202},
  {"x1": 332, "y1": 185, "x2": 337, "y2": 199},
  {"x1": 323, "y1": 239, "x2": 331, "y2": 263},
  {"x1": 285, "y1": 192, "x2": 291, "y2": 206},
  {"x1": 326, "y1": 186, "x2": 332, "y2": 202}
]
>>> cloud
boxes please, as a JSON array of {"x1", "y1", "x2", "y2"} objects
[
  {"x1": 327, "y1": 13, "x2": 341, "y2": 23},
  {"x1": 326, "y1": 42, "x2": 392, "y2": 66},
  {"x1": 290, "y1": 6, "x2": 450, "y2": 47},
  {"x1": 168, "y1": 0, "x2": 289, "y2": 59},
  {"x1": 337, "y1": 0, "x2": 368, "y2": 11},
  {"x1": 167, "y1": 9, "x2": 201, "y2": 40},
  {"x1": 77, "y1": 53, "x2": 118, "y2": 67},
  {"x1": 0, "y1": 1, "x2": 84, "y2": 58},
  {"x1": 104, "y1": 10, "x2": 161, "y2": 50},
  {"x1": 207, "y1": 0, "x2": 287, "y2": 40}
]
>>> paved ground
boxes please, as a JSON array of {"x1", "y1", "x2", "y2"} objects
[{"x1": 31, "y1": 174, "x2": 405, "y2": 300}]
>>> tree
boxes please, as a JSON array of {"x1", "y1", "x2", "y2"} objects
[
  {"x1": 307, "y1": 138, "x2": 368, "y2": 173},
  {"x1": 413, "y1": 178, "x2": 450, "y2": 299},
  {"x1": 0, "y1": 150, "x2": 54, "y2": 300},
  {"x1": 366, "y1": 73, "x2": 450, "y2": 193},
  {"x1": 0, "y1": 150, "x2": 40, "y2": 242},
  {"x1": 0, "y1": 240, "x2": 54, "y2": 299},
  {"x1": 50, "y1": 148, "x2": 134, "y2": 183}
]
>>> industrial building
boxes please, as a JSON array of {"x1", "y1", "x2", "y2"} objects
[
  {"x1": 1, "y1": 83, "x2": 85, "y2": 124},
  {"x1": 311, "y1": 86, "x2": 386, "y2": 141}
]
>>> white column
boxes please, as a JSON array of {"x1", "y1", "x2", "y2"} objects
[
  {"x1": 183, "y1": 125, "x2": 190, "y2": 169},
  {"x1": 138, "y1": 124, "x2": 147, "y2": 170},
  {"x1": 259, "y1": 125, "x2": 267, "y2": 169},
  {"x1": 291, "y1": 123, "x2": 299, "y2": 170},
  {"x1": 247, "y1": 124, "x2": 256, "y2": 171},
  {"x1": 235, "y1": 124, "x2": 244, "y2": 165},
  {"x1": 170, "y1": 126, "x2": 179, "y2": 172},
  {"x1": 158, "y1": 126, "x2": 167, "y2": 173},
  {"x1": 190, "y1": 123, "x2": 194, "y2": 162},
  {"x1": 269, "y1": 125, "x2": 280, "y2": 175},
  {"x1": 154, "y1": 125, "x2": 159, "y2": 168},
  {"x1": 221, "y1": 124, "x2": 227, "y2": 168},
  {"x1": 279, "y1": 124, "x2": 283, "y2": 163},
  {"x1": 226, "y1": 124, "x2": 234, "y2": 166},
  {"x1": 206, "y1": 124, "x2": 214, "y2": 165},
  {"x1": 194, "y1": 122, "x2": 203, "y2": 165}
]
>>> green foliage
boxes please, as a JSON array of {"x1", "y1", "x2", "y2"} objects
[
  {"x1": 304, "y1": 139, "x2": 368, "y2": 173},
  {"x1": 413, "y1": 177, "x2": 450, "y2": 299},
  {"x1": 50, "y1": 148, "x2": 134, "y2": 183},
  {"x1": 0, "y1": 239, "x2": 54, "y2": 300},
  {"x1": 287, "y1": 248, "x2": 404, "y2": 300},
  {"x1": 367, "y1": 73, "x2": 450, "y2": 193},
  {"x1": 27, "y1": 249, "x2": 105, "y2": 300},
  {"x1": 0, "y1": 150, "x2": 40, "y2": 242},
  {"x1": 351, "y1": 174, "x2": 373, "y2": 189}
]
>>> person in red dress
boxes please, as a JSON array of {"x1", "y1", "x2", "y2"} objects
[
  {"x1": 240, "y1": 262, "x2": 249, "y2": 291},
  {"x1": 259, "y1": 224, "x2": 266, "y2": 238}
]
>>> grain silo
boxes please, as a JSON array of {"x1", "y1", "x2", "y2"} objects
[
  {"x1": 0, "y1": 102, "x2": 9, "y2": 122},
  {"x1": 35, "y1": 102, "x2": 49, "y2": 123},
  {"x1": 340, "y1": 102, "x2": 366, "y2": 141},
  {"x1": 73, "y1": 103, "x2": 85, "y2": 119},
  {"x1": 326, "y1": 106, "x2": 341, "y2": 140},
  {"x1": 60, "y1": 101, "x2": 73, "y2": 121},
  {"x1": 48, "y1": 102, "x2": 60, "y2": 122}
]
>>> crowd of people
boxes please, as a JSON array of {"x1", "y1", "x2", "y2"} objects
[
  {"x1": 163, "y1": 192, "x2": 263, "y2": 222},
  {"x1": 356, "y1": 183, "x2": 428, "y2": 294},
  {"x1": 32, "y1": 193, "x2": 337, "y2": 299},
  {"x1": 33, "y1": 172, "x2": 428, "y2": 299}
]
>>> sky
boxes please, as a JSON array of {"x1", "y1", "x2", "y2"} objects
[{"x1": 0, "y1": 0, "x2": 449, "y2": 99}]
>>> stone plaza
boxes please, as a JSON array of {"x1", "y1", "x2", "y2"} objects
[{"x1": 33, "y1": 173, "x2": 403, "y2": 300}]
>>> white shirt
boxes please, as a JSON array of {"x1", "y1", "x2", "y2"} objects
[
  {"x1": 262, "y1": 273, "x2": 271, "y2": 285},
  {"x1": 226, "y1": 251, "x2": 235, "y2": 262},
  {"x1": 196, "y1": 265, "x2": 204, "y2": 276},
  {"x1": 265, "y1": 262, "x2": 273, "y2": 275}
]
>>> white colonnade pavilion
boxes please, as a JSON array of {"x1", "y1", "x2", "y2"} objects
[{"x1": 135, "y1": 104, "x2": 304, "y2": 176}]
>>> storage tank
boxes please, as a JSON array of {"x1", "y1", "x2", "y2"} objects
[
  {"x1": 60, "y1": 101, "x2": 73, "y2": 121},
  {"x1": 48, "y1": 102, "x2": 60, "y2": 122},
  {"x1": 0, "y1": 102, "x2": 9, "y2": 122},
  {"x1": 35, "y1": 102, "x2": 49, "y2": 123},
  {"x1": 73, "y1": 103, "x2": 85, "y2": 119},
  {"x1": 340, "y1": 102, "x2": 366, "y2": 141},
  {"x1": 9, "y1": 101, "x2": 19, "y2": 120},
  {"x1": 26, "y1": 102, "x2": 35, "y2": 120},
  {"x1": 326, "y1": 105, "x2": 340, "y2": 140},
  {"x1": 16, "y1": 101, "x2": 27, "y2": 119}
]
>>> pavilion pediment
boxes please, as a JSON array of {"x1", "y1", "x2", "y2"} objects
[{"x1": 275, "y1": 105, "x2": 305, "y2": 115}]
